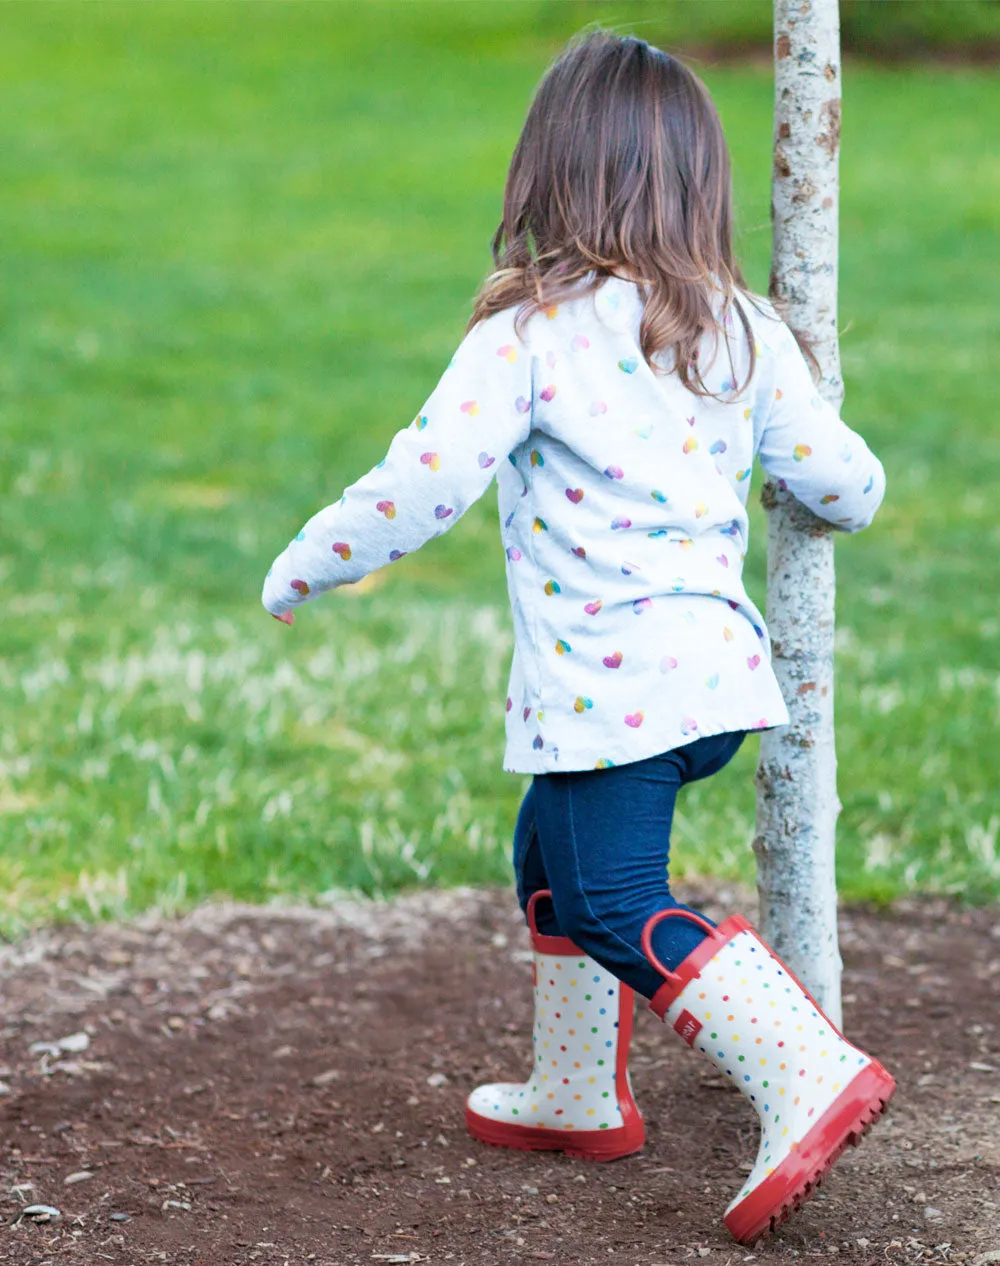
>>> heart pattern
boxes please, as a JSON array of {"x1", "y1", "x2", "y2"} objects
[{"x1": 263, "y1": 275, "x2": 884, "y2": 776}]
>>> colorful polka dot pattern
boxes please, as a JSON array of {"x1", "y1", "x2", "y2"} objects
[
  {"x1": 262, "y1": 279, "x2": 885, "y2": 774},
  {"x1": 467, "y1": 948, "x2": 630, "y2": 1132},
  {"x1": 663, "y1": 927, "x2": 873, "y2": 1219}
]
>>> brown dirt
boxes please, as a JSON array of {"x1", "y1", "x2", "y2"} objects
[{"x1": 1, "y1": 886, "x2": 998, "y2": 1266}]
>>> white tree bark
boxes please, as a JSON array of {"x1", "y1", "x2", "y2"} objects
[{"x1": 753, "y1": 0, "x2": 844, "y2": 1026}]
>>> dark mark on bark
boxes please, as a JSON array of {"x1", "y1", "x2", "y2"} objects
[
  {"x1": 816, "y1": 98, "x2": 842, "y2": 157},
  {"x1": 776, "y1": 32, "x2": 792, "y2": 59},
  {"x1": 824, "y1": 62, "x2": 838, "y2": 82},
  {"x1": 773, "y1": 142, "x2": 791, "y2": 179},
  {"x1": 792, "y1": 177, "x2": 817, "y2": 205},
  {"x1": 778, "y1": 120, "x2": 791, "y2": 140}
]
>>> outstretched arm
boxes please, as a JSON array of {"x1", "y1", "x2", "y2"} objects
[
  {"x1": 754, "y1": 319, "x2": 886, "y2": 533},
  {"x1": 262, "y1": 314, "x2": 534, "y2": 618}
]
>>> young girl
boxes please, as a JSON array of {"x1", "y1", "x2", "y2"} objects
[{"x1": 262, "y1": 31, "x2": 893, "y2": 1245}]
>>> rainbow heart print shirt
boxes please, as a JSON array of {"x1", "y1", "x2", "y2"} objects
[{"x1": 262, "y1": 277, "x2": 885, "y2": 773}]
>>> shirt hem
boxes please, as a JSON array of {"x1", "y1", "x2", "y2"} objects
[{"x1": 501, "y1": 705, "x2": 791, "y2": 774}]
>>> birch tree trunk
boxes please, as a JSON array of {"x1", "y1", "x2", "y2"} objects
[{"x1": 753, "y1": 0, "x2": 844, "y2": 1026}]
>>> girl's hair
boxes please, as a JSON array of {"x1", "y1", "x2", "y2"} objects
[{"x1": 469, "y1": 30, "x2": 757, "y2": 397}]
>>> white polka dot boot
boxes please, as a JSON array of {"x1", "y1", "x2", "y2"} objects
[
  {"x1": 642, "y1": 908, "x2": 895, "y2": 1244},
  {"x1": 466, "y1": 891, "x2": 645, "y2": 1161}
]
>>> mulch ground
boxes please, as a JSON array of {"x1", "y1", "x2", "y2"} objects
[{"x1": 1, "y1": 886, "x2": 998, "y2": 1266}]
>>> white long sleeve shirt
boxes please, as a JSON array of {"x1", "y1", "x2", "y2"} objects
[{"x1": 262, "y1": 278, "x2": 885, "y2": 773}]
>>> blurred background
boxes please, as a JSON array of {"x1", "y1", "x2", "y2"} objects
[{"x1": 1, "y1": 1, "x2": 998, "y2": 935}]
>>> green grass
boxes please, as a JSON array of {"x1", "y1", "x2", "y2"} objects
[{"x1": 1, "y1": 2, "x2": 998, "y2": 935}]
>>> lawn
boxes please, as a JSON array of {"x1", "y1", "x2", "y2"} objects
[{"x1": 1, "y1": 2, "x2": 998, "y2": 935}]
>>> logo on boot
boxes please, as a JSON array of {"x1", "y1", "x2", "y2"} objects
[{"x1": 674, "y1": 1010, "x2": 702, "y2": 1047}]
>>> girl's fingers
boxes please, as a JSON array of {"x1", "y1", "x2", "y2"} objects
[{"x1": 272, "y1": 611, "x2": 295, "y2": 626}]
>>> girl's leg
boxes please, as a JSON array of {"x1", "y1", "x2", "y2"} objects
[
  {"x1": 511, "y1": 783, "x2": 560, "y2": 936},
  {"x1": 531, "y1": 731, "x2": 745, "y2": 1001},
  {"x1": 467, "y1": 779, "x2": 646, "y2": 1160}
]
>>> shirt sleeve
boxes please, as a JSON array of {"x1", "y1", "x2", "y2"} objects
[
  {"x1": 262, "y1": 313, "x2": 534, "y2": 616},
  {"x1": 753, "y1": 318, "x2": 886, "y2": 533}
]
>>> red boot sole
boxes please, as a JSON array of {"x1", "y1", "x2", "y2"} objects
[
  {"x1": 465, "y1": 1104, "x2": 645, "y2": 1162},
  {"x1": 724, "y1": 1060, "x2": 896, "y2": 1245}
]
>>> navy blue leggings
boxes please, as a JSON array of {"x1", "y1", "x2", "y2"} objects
[{"x1": 513, "y1": 731, "x2": 746, "y2": 1000}]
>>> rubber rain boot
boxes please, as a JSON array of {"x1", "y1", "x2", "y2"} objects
[
  {"x1": 642, "y1": 908, "x2": 895, "y2": 1244},
  {"x1": 466, "y1": 890, "x2": 645, "y2": 1161}
]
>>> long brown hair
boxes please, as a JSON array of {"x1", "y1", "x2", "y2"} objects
[{"x1": 469, "y1": 30, "x2": 756, "y2": 396}]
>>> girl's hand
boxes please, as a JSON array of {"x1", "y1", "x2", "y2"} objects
[{"x1": 271, "y1": 611, "x2": 295, "y2": 626}]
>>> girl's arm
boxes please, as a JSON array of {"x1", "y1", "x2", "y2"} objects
[
  {"x1": 754, "y1": 319, "x2": 886, "y2": 533},
  {"x1": 262, "y1": 314, "x2": 534, "y2": 618}
]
